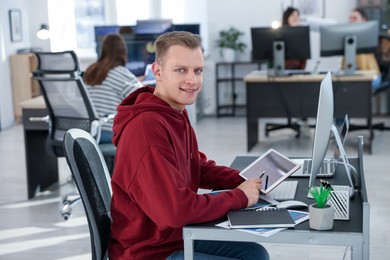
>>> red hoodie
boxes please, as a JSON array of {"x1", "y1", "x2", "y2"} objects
[{"x1": 109, "y1": 87, "x2": 248, "y2": 259}]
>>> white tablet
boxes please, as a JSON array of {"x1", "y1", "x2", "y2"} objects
[{"x1": 239, "y1": 149, "x2": 301, "y2": 194}]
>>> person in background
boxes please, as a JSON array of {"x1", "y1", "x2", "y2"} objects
[
  {"x1": 83, "y1": 33, "x2": 142, "y2": 143},
  {"x1": 282, "y1": 6, "x2": 301, "y2": 27},
  {"x1": 109, "y1": 31, "x2": 270, "y2": 259},
  {"x1": 282, "y1": 6, "x2": 306, "y2": 70},
  {"x1": 347, "y1": 7, "x2": 381, "y2": 90},
  {"x1": 282, "y1": 6, "x2": 310, "y2": 136}
]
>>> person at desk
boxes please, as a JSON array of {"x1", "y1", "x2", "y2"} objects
[
  {"x1": 346, "y1": 7, "x2": 382, "y2": 90},
  {"x1": 109, "y1": 31, "x2": 269, "y2": 259},
  {"x1": 282, "y1": 6, "x2": 306, "y2": 70},
  {"x1": 83, "y1": 33, "x2": 142, "y2": 143}
]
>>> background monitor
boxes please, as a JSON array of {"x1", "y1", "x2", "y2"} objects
[
  {"x1": 320, "y1": 21, "x2": 379, "y2": 75},
  {"x1": 94, "y1": 22, "x2": 200, "y2": 76},
  {"x1": 251, "y1": 26, "x2": 311, "y2": 76},
  {"x1": 309, "y1": 72, "x2": 334, "y2": 188},
  {"x1": 170, "y1": 24, "x2": 200, "y2": 35},
  {"x1": 94, "y1": 25, "x2": 119, "y2": 42},
  {"x1": 135, "y1": 19, "x2": 172, "y2": 34}
]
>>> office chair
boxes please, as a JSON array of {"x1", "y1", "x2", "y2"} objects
[
  {"x1": 348, "y1": 35, "x2": 390, "y2": 134},
  {"x1": 32, "y1": 50, "x2": 116, "y2": 220},
  {"x1": 63, "y1": 128, "x2": 112, "y2": 260}
]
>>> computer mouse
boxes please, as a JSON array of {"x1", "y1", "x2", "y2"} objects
[{"x1": 276, "y1": 200, "x2": 308, "y2": 209}]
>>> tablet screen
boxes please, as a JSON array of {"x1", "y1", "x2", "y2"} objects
[{"x1": 239, "y1": 149, "x2": 300, "y2": 193}]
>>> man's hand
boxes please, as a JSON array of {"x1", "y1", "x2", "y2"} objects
[{"x1": 237, "y1": 178, "x2": 262, "y2": 207}]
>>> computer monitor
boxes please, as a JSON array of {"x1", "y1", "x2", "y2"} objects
[
  {"x1": 135, "y1": 19, "x2": 172, "y2": 34},
  {"x1": 94, "y1": 25, "x2": 120, "y2": 42},
  {"x1": 309, "y1": 71, "x2": 334, "y2": 188},
  {"x1": 309, "y1": 72, "x2": 355, "y2": 196},
  {"x1": 170, "y1": 24, "x2": 200, "y2": 35},
  {"x1": 320, "y1": 21, "x2": 379, "y2": 75},
  {"x1": 251, "y1": 26, "x2": 311, "y2": 76}
]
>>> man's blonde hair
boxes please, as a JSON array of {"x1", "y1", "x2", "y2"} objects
[{"x1": 154, "y1": 31, "x2": 203, "y2": 64}]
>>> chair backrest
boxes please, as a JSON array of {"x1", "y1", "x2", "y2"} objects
[
  {"x1": 33, "y1": 51, "x2": 100, "y2": 156},
  {"x1": 63, "y1": 128, "x2": 112, "y2": 260}
]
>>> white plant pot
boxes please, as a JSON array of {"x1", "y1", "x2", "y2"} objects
[
  {"x1": 309, "y1": 203, "x2": 334, "y2": 230},
  {"x1": 222, "y1": 48, "x2": 236, "y2": 62}
]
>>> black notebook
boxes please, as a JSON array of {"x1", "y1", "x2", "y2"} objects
[{"x1": 227, "y1": 208, "x2": 295, "y2": 229}]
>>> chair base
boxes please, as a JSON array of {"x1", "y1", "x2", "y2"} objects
[{"x1": 61, "y1": 194, "x2": 82, "y2": 220}]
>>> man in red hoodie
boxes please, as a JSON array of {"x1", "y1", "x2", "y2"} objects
[{"x1": 109, "y1": 31, "x2": 269, "y2": 259}]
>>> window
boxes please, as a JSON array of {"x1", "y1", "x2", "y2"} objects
[{"x1": 48, "y1": 0, "x2": 104, "y2": 57}]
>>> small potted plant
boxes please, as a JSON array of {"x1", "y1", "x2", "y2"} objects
[
  {"x1": 308, "y1": 182, "x2": 334, "y2": 230},
  {"x1": 216, "y1": 27, "x2": 247, "y2": 62}
]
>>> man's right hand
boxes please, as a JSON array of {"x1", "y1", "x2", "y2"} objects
[{"x1": 237, "y1": 178, "x2": 262, "y2": 207}]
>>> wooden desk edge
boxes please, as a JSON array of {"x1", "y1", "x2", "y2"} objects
[
  {"x1": 20, "y1": 96, "x2": 46, "y2": 109},
  {"x1": 244, "y1": 70, "x2": 377, "y2": 83}
]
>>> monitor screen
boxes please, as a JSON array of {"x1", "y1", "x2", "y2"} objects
[
  {"x1": 96, "y1": 36, "x2": 156, "y2": 77},
  {"x1": 320, "y1": 21, "x2": 379, "y2": 56},
  {"x1": 309, "y1": 71, "x2": 334, "y2": 188},
  {"x1": 94, "y1": 25, "x2": 120, "y2": 42},
  {"x1": 170, "y1": 24, "x2": 200, "y2": 35},
  {"x1": 251, "y1": 26, "x2": 311, "y2": 63},
  {"x1": 135, "y1": 19, "x2": 172, "y2": 34},
  {"x1": 94, "y1": 22, "x2": 200, "y2": 77}
]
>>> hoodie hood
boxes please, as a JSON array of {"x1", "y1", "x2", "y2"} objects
[{"x1": 112, "y1": 86, "x2": 189, "y2": 146}]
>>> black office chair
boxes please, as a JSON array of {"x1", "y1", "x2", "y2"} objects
[
  {"x1": 371, "y1": 61, "x2": 390, "y2": 131},
  {"x1": 32, "y1": 51, "x2": 116, "y2": 219},
  {"x1": 63, "y1": 128, "x2": 112, "y2": 260}
]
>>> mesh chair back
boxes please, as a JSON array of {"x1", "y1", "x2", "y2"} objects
[
  {"x1": 33, "y1": 51, "x2": 100, "y2": 156},
  {"x1": 63, "y1": 129, "x2": 112, "y2": 260},
  {"x1": 34, "y1": 50, "x2": 80, "y2": 75}
]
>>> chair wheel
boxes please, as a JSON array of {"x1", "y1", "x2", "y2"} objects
[
  {"x1": 62, "y1": 213, "x2": 70, "y2": 220},
  {"x1": 63, "y1": 200, "x2": 71, "y2": 205}
]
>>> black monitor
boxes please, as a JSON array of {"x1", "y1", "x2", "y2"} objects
[
  {"x1": 320, "y1": 21, "x2": 379, "y2": 75},
  {"x1": 170, "y1": 24, "x2": 200, "y2": 35},
  {"x1": 94, "y1": 22, "x2": 200, "y2": 77},
  {"x1": 95, "y1": 34, "x2": 156, "y2": 77},
  {"x1": 135, "y1": 19, "x2": 172, "y2": 34},
  {"x1": 251, "y1": 26, "x2": 311, "y2": 76},
  {"x1": 94, "y1": 25, "x2": 120, "y2": 42}
]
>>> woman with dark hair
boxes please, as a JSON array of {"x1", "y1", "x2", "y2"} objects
[
  {"x1": 282, "y1": 6, "x2": 301, "y2": 26},
  {"x1": 349, "y1": 7, "x2": 368, "y2": 23},
  {"x1": 84, "y1": 33, "x2": 142, "y2": 143},
  {"x1": 282, "y1": 7, "x2": 306, "y2": 70},
  {"x1": 347, "y1": 8, "x2": 381, "y2": 91}
]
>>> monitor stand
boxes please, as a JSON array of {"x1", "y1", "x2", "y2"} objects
[
  {"x1": 343, "y1": 35, "x2": 357, "y2": 75},
  {"x1": 331, "y1": 124, "x2": 356, "y2": 198},
  {"x1": 273, "y1": 41, "x2": 285, "y2": 76}
]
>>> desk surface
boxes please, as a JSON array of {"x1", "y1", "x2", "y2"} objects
[
  {"x1": 20, "y1": 95, "x2": 45, "y2": 109},
  {"x1": 183, "y1": 151, "x2": 369, "y2": 260},
  {"x1": 244, "y1": 70, "x2": 377, "y2": 83}
]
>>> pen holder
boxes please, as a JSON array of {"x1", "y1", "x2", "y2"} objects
[{"x1": 309, "y1": 203, "x2": 334, "y2": 230}]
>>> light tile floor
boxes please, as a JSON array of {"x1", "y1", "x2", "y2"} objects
[{"x1": 0, "y1": 116, "x2": 389, "y2": 259}]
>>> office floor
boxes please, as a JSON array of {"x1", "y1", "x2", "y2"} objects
[{"x1": 0, "y1": 116, "x2": 389, "y2": 259}]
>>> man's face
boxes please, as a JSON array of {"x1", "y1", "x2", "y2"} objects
[{"x1": 152, "y1": 45, "x2": 204, "y2": 112}]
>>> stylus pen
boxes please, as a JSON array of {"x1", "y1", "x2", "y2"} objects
[
  {"x1": 260, "y1": 171, "x2": 266, "y2": 179},
  {"x1": 265, "y1": 175, "x2": 269, "y2": 190}
]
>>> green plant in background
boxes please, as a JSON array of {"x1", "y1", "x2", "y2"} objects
[
  {"x1": 215, "y1": 27, "x2": 247, "y2": 53},
  {"x1": 309, "y1": 183, "x2": 332, "y2": 208}
]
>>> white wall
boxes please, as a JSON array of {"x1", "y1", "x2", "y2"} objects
[
  {"x1": 0, "y1": 0, "x2": 33, "y2": 129},
  {"x1": 0, "y1": 0, "x2": 359, "y2": 129},
  {"x1": 206, "y1": 0, "x2": 357, "y2": 62}
]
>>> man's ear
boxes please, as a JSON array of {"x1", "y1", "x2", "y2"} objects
[{"x1": 152, "y1": 62, "x2": 161, "y2": 80}]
